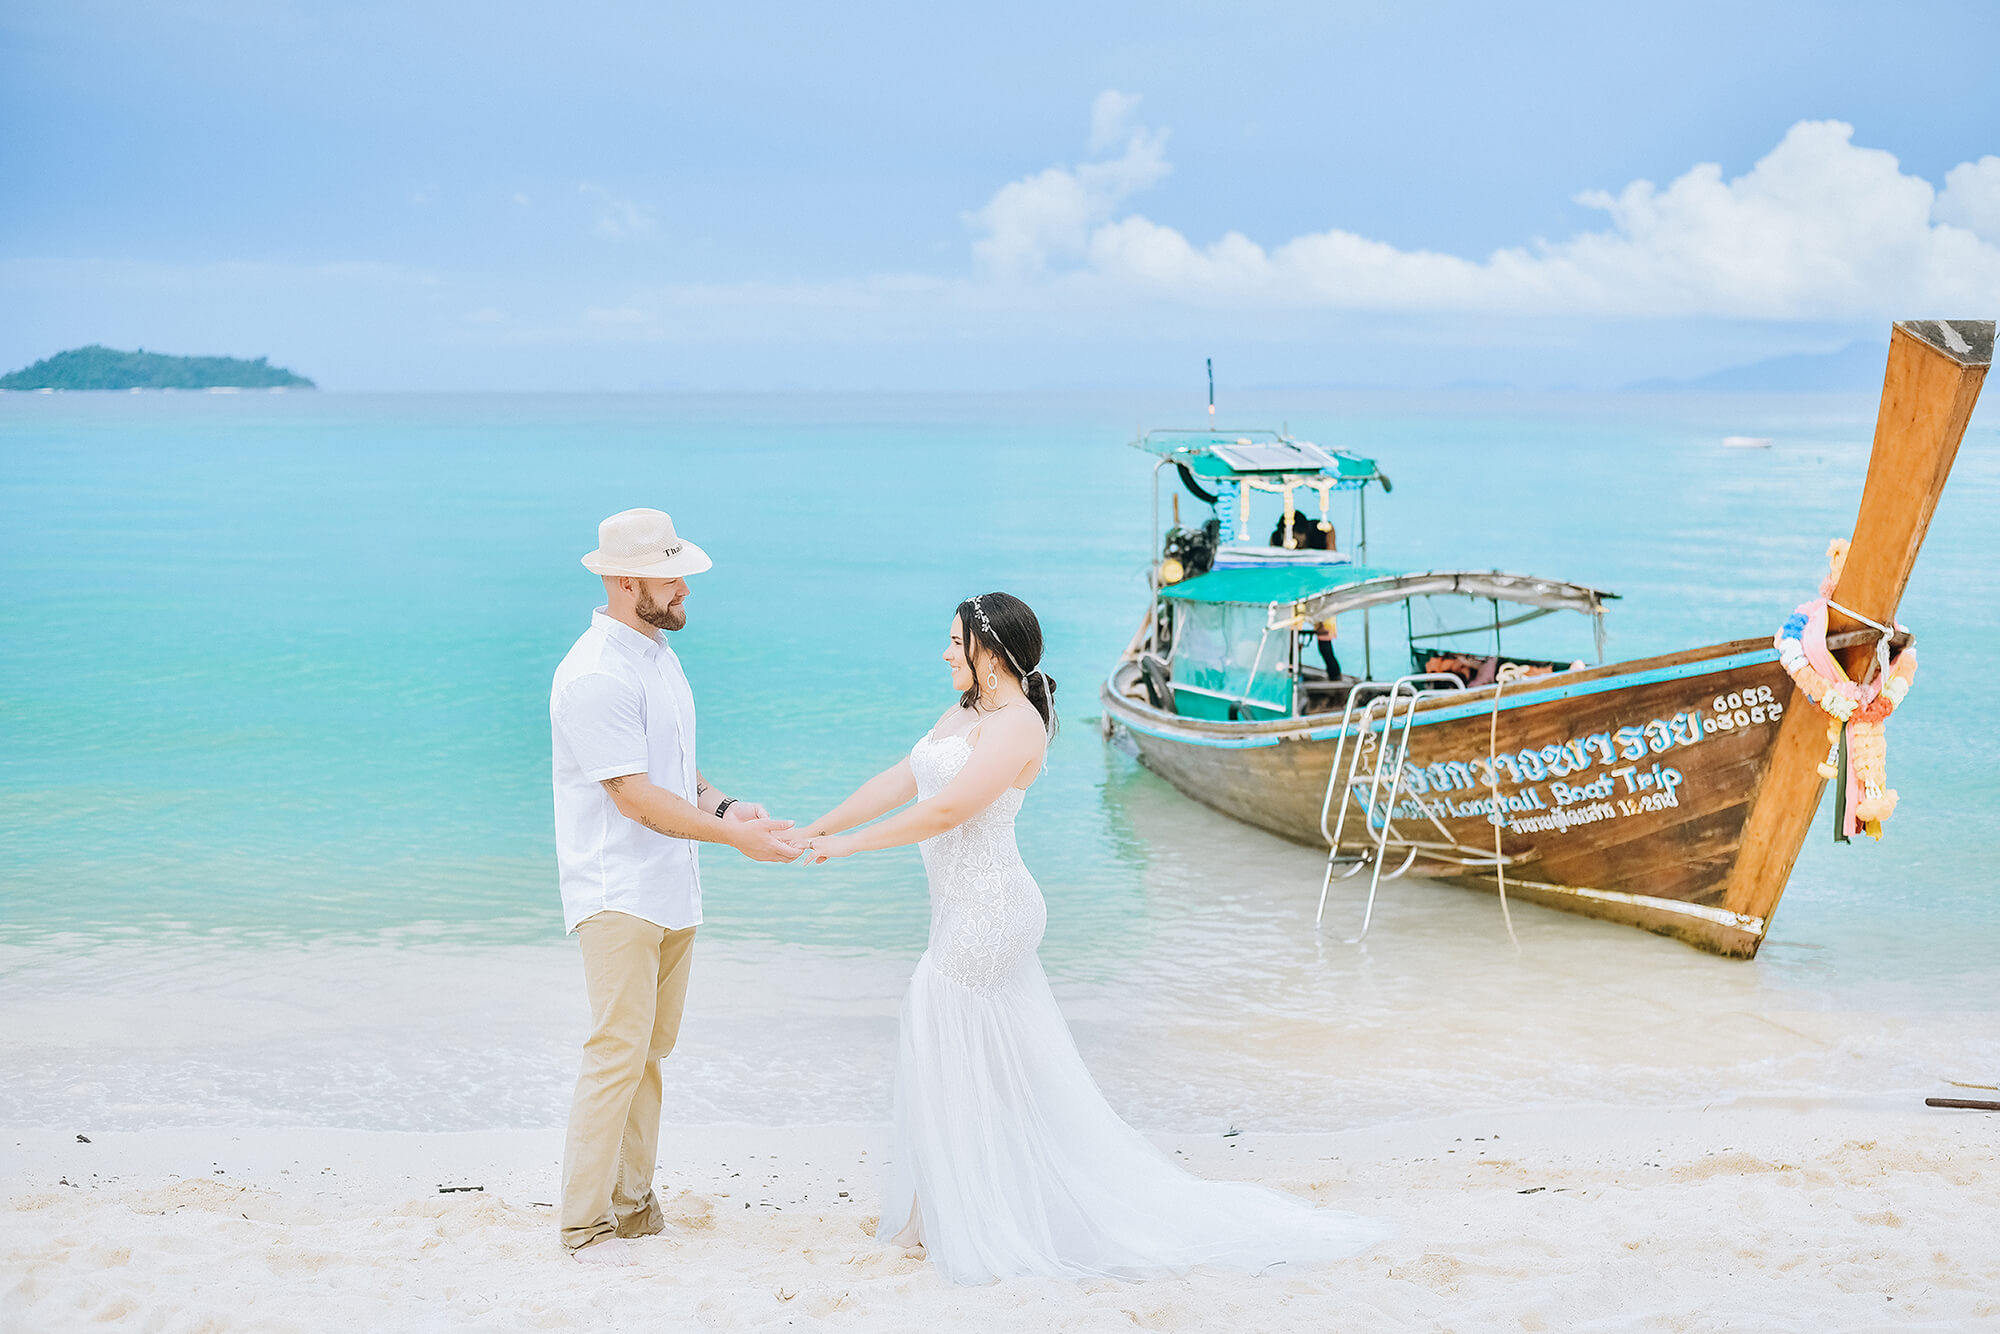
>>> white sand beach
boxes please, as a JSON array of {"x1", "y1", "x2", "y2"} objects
[
  {"x1": 7, "y1": 895, "x2": 2000, "y2": 1331},
  {"x1": 6, "y1": 1100, "x2": 1997, "y2": 1332}
]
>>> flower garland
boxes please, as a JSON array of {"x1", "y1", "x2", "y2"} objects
[{"x1": 1772, "y1": 539, "x2": 1917, "y2": 840}]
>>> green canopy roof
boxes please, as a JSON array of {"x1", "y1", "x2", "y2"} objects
[
  {"x1": 1134, "y1": 429, "x2": 1381, "y2": 485},
  {"x1": 1159, "y1": 564, "x2": 1407, "y2": 606}
]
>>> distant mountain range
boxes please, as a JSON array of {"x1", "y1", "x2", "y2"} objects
[
  {"x1": 0, "y1": 341, "x2": 1899, "y2": 394},
  {"x1": 1627, "y1": 341, "x2": 1888, "y2": 392},
  {"x1": 0, "y1": 345, "x2": 315, "y2": 391}
]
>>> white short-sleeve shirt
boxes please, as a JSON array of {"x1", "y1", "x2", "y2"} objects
[{"x1": 549, "y1": 609, "x2": 701, "y2": 934}]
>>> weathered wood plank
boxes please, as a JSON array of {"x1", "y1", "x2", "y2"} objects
[{"x1": 1720, "y1": 321, "x2": 1991, "y2": 932}]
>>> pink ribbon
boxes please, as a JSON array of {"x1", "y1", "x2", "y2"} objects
[{"x1": 1796, "y1": 599, "x2": 1874, "y2": 837}]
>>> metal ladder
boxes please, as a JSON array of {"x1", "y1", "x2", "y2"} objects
[{"x1": 1313, "y1": 673, "x2": 1466, "y2": 942}]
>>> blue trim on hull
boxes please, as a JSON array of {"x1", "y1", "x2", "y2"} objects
[{"x1": 1109, "y1": 646, "x2": 1779, "y2": 750}]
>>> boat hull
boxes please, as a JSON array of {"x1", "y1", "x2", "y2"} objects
[
  {"x1": 1101, "y1": 636, "x2": 1803, "y2": 957},
  {"x1": 1102, "y1": 318, "x2": 1990, "y2": 959}
]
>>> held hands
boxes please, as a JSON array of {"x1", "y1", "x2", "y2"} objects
[
  {"x1": 723, "y1": 798, "x2": 864, "y2": 866},
  {"x1": 792, "y1": 833, "x2": 857, "y2": 866},
  {"x1": 723, "y1": 804, "x2": 800, "y2": 863},
  {"x1": 773, "y1": 817, "x2": 859, "y2": 865}
]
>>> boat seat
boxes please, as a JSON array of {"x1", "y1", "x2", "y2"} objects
[
  {"x1": 1302, "y1": 676, "x2": 1357, "y2": 713},
  {"x1": 1138, "y1": 654, "x2": 1176, "y2": 713}
]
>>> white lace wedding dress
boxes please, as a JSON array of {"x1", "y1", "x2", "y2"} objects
[{"x1": 878, "y1": 729, "x2": 1389, "y2": 1284}]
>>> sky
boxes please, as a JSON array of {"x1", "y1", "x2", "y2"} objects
[{"x1": 4, "y1": 0, "x2": 2000, "y2": 391}]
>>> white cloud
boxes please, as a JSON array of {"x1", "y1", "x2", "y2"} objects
[
  {"x1": 579, "y1": 184, "x2": 655, "y2": 239},
  {"x1": 981, "y1": 110, "x2": 2000, "y2": 318},
  {"x1": 966, "y1": 91, "x2": 1169, "y2": 276},
  {"x1": 1935, "y1": 155, "x2": 2000, "y2": 245},
  {"x1": 1087, "y1": 90, "x2": 1144, "y2": 154},
  {"x1": 582, "y1": 305, "x2": 655, "y2": 326}
]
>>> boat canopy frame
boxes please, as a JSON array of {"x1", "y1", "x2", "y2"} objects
[
  {"x1": 1154, "y1": 567, "x2": 1619, "y2": 719},
  {"x1": 1158, "y1": 566, "x2": 1616, "y2": 623},
  {"x1": 1265, "y1": 569, "x2": 1617, "y2": 627}
]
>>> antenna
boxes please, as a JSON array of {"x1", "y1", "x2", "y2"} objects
[{"x1": 1206, "y1": 358, "x2": 1215, "y2": 421}]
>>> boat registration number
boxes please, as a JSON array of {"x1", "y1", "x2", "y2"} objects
[{"x1": 1706, "y1": 684, "x2": 1782, "y2": 734}]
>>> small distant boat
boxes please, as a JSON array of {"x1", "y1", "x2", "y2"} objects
[
  {"x1": 1723, "y1": 435, "x2": 1774, "y2": 449},
  {"x1": 1100, "y1": 321, "x2": 1991, "y2": 958}
]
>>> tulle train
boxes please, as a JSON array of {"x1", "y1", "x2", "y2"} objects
[{"x1": 877, "y1": 952, "x2": 1390, "y2": 1284}]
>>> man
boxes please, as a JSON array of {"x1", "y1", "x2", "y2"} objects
[{"x1": 549, "y1": 506, "x2": 800, "y2": 1265}]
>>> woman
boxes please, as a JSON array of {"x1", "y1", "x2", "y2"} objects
[{"x1": 799, "y1": 592, "x2": 1387, "y2": 1283}]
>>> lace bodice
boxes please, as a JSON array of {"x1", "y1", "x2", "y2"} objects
[{"x1": 909, "y1": 731, "x2": 1045, "y2": 993}]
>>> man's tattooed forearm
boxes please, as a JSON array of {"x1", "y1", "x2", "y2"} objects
[{"x1": 601, "y1": 773, "x2": 696, "y2": 837}]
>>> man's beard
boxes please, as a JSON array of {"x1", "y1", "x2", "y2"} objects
[{"x1": 635, "y1": 588, "x2": 686, "y2": 632}]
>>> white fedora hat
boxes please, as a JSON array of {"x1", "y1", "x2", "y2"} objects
[{"x1": 581, "y1": 508, "x2": 713, "y2": 579}]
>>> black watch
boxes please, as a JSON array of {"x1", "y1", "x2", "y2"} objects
[{"x1": 715, "y1": 797, "x2": 736, "y2": 819}]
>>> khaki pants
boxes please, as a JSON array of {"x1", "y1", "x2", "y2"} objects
[{"x1": 559, "y1": 910, "x2": 697, "y2": 1251}]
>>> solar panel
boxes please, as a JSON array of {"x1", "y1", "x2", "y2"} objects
[{"x1": 1207, "y1": 438, "x2": 1336, "y2": 472}]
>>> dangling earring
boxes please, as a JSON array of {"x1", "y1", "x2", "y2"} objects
[{"x1": 987, "y1": 668, "x2": 999, "y2": 691}]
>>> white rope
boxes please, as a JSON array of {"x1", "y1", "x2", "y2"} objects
[
  {"x1": 1824, "y1": 598, "x2": 1894, "y2": 636},
  {"x1": 1824, "y1": 597, "x2": 1900, "y2": 686},
  {"x1": 1487, "y1": 676, "x2": 1520, "y2": 950}
]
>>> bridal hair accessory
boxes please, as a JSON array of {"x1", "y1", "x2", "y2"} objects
[
  {"x1": 582, "y1": 508, "x2": 713, "y2": 579},
  {"x1": 970, "y1": 595, "x2": 1033, "y2": 680},
  {"x1": 972, "y1": 596, "x2": 1048, "y2": 696},
  {"x1": 970, "y1": 594, "x2": 1055, "y2": 733}
]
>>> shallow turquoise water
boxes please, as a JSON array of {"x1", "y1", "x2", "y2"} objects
[{"x1": 2, "y1": 390, "x2": 1996, "y2": 994}]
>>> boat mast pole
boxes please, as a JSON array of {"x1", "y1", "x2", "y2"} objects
[
  {"x1": 1720, "y1": 320, "x2": 1991, "y2": 946},
  {"x1": 1359, "y1": 483, "x2": 1372, "y2": 678},
  {"x1": 1149, "y1": 454, "x2": 1166, "y2": 653}
]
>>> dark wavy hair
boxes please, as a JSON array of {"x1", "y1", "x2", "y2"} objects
[{"x1": 955, "y1": 591, "x2": 1058, "y2": 735}]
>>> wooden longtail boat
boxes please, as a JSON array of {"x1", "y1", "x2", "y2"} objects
[{"x1": 1099, "y1": 320, "x2": 1992, "y2": 958}]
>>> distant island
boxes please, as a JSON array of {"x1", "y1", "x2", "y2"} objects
[
  {"x1": 0, "y1": 345, "x2": 316, "y2": 391},
  {"x1": 1625, "y1": 341, "x2": 1888, "y2": 393}
]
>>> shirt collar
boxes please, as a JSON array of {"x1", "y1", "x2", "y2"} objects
[{"x1": 593, "y1": 607, "x2": 663, "y2": 660}]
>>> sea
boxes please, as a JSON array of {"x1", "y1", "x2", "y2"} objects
[{"x1": 2, "y1": 389, "x2": 1995, "y2": 1135}]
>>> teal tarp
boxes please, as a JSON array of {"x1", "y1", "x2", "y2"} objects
[
  {"x1": 1182, "y1": 450, "x2": 1379, "y2": 481},
  {"x1": 1167, "y1": 600, "x2": 1295, "y2": 720},
  {"x1": 1135, "y1": 431, "x2": 1380, "y2": 483},
  {"x1": 1159, "y1": 564, "x2": 1408, "y2": 607}
]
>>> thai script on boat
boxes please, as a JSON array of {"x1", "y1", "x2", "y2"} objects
[
  {"x1": 1366, "y1": 677, "x2": 1786, "y2": 835},
  {"x1": 1393, "y1": 683, "x2": 1783, "y2": 799},
  {"x1": 1510, "y1": 801, "x2": 1619, "y2": 834},
  {"x1": 1392, "y1": 761, "x2": 1684, "y2": 826}
]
